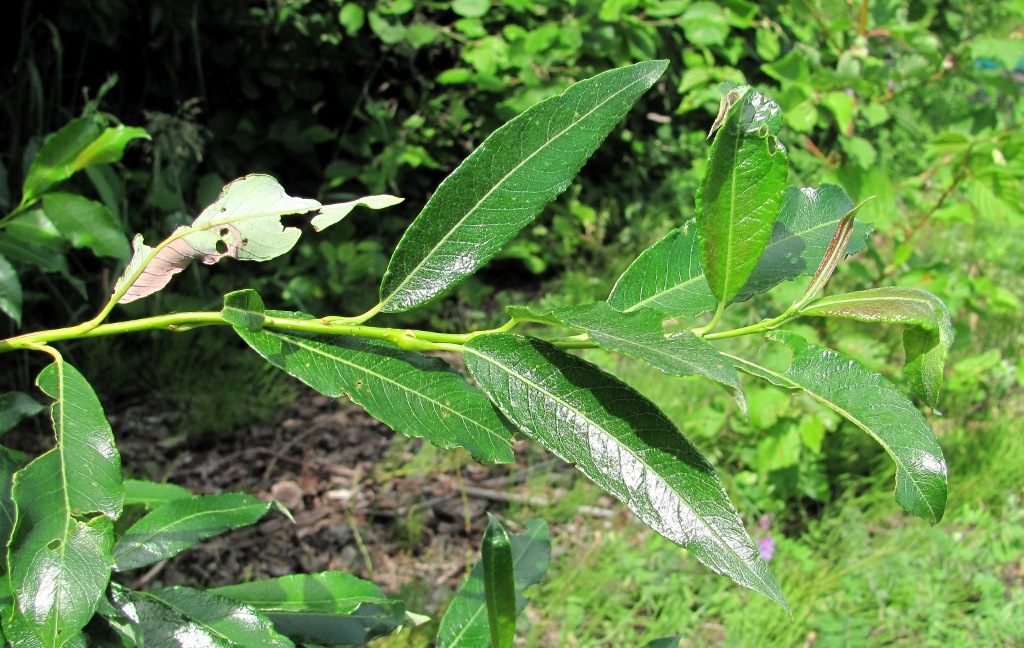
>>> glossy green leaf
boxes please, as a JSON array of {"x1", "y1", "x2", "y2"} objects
[
  {"x1": 555, "y1": 302, "x2": 743, "y2": 403},
  {"x1": 727, "y1": 331, "x2": 947, "y2": 523},
  {"x1": 211, "y1": 571, "x2": 405, "y2": 646},
  {"x1": 379, "y1": 61, "x2": 668, "y2": 312},
  {"x1": 123, "y1": 479, "x2": 193, "y2": 509},
  {"x1": 463, "y1": 335, "x2": 786, "y2": 608},
  {"x1": 114, "y1": 175, "x2": 321, "y2": 304},
  {"x1": 236, "y1": 326, "x2": 515, "y2": 463},
  {"x1": 311, "y1": 194, "x2": 404, "y2": 231},
  {"x1": 482, "y1": 514, "x2": 516, "y2": 648},
  {"x1": 737, "y1": 185, "x2": 872, "y2": 302},
  {"x1": 41, "y1": 192, "x2": 131, "y2": 260},
  {"x1": 607, "y1": 221, "x2": 717, "y2": 317},
  {"x1": 21, "y1": 117, "x2": 148, "y2": 205},
  {"x1": 799, "y1": 287, "x2": 953, "y2": 407},
  {"x1": 221, "y1": 289, "x2": 266, "y2": 332},
  {"x1": 6, "y1": 361, "x2": 122, "y2": 646},
  {"x1": 0, "y1": 255, "x2": 22, "y2": 325},
  {"x1": 437, "y1": 519, "x2": 550, "y2": 648},
  {"x1": 110, "y1": 584, "x2": 294, "y2": 648},
  {"x1": 0, "y1": 446, "x2": 19, "y2": 553},
  {"x1": 0, "y1": 392, "x2": 44, "y2": 435},
  {"x1": 696, "y1": 86, "x2": 788, "y2": 306},
  {"x1": 112, "y1": 493, "x2": 273, "y2": 571}
]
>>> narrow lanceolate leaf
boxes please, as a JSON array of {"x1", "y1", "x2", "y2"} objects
[
  {"x1": 736, "y1": 185, "x2": 872, "y2": 302},
  {"x1": 379, "y1": 61, "x2": 668, "y2": 312},
  {"x1": 482, "y1": 514, "x2": 516, "y2": 648},
  {"x1": 797, "y1": 202, "x2": 863, "y2": 304},
  {"x1": 799, "y1": 288, "x2": 953, "y2": 407},
  {"x1": 237, "y1": 324, "x2": 515, "y2": 463},
  {"x1": 41, "y1": 192, "x2": 131, "y2": 260},
  {"x1": 222, "y1": 289, "x2": 266, "y2": 332},
  {"x1": 6, "y1": 362, "x2": 122, "y2": 647},
  {"x1": 437, "y1": 520, "x2": 550, "y2": 648},
  {"x1": 123, "y1": 479, "x2": 193, "y2": 509},
  {"x1": 311, "y1": 194, "x2": 404, "y2": 231},
  {"x1": 727, "y1": 331, "x2": 947, "y2": 523},
  {"x1": 0, "y1": 255, "x2": 24, "y2": 325},
  {"x1": 463, "y1": 335, "x2": 786, "y2": 609},
  {"x1": 0, "y1": 391, "x2": 44, "y2": 435},
  {"x1": 114, "y1": 175, "x2": 321, "y2": 303},
  {"x1": 212, "y1": 572, "x2": 406, "y2": 646},
  {"x1": 112, "y1": 493, "x2": 273, "y2": 571},
  {"x1": 607, "y1": 221, "x2": 717, "y2": 317},
  {"x1": 696, "y1": 86, "x2": 788, "y2": 305},
  {"x1": 110, "y1": 584, "x2": 294, "y2": 648},
  {"x1": 554, "y1": 302, "x2": 745, "y2": 411}
]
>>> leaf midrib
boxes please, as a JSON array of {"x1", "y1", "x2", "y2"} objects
[
  {"x1": 115, "y1": 501, "x2": 265, "y2": 565},
  {"x1": 382, "y1": 70, "x2": 656, "y2": 308}
]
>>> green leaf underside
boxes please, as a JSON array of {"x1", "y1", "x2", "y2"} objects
[
  {"x1": 112, "y1": 493, "x2": 272, "y2": 571},
  {"x1": 608, "y1": 186, "x2": 870, "y2": 318},
  {"x1": 463, "y1": 335, "x2": 786, "y2": 609},
  {"x1": 235, "y1": 325, "x2": 514, "y2": 464},
  {"x1": 697, "y1": 87, "x2": 788, "y2": 305},
  {"x1": 311, "y1": 194, "x2": 404, "y2": 231},
  {"x1": 437, "y1": 520, "x2": 551, "y2": 647},
  {"x1": 482, "y1": 514, "x2": 516, "y2": 648},
  {"x1": 379, "y1": 60, "x2": 668, "y2": 313},
  {"x1": 110, "y1": 584, "x2": 294, "y2": 648},
  {"x1": 222, "y1": 289, "x2": 267, "y2": 332},
  {"x1": 799, "y1": 287, "x2": 952, "y2": 407},
  {"x1": 5, "y1": 362, "x2": 122, "y2": 646},
  {"x1": 727, "y1": 331, "x2": 947, "y2": 523}
]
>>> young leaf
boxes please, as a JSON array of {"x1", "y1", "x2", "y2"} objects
[
  {"x1": 0, "y1": 255, "x2": 22, "y2": 325},
  {"x1": 696, "y1": 86, "x2": 788, "y2": 306},
  {"x1": 437, "y1": 519, "x2": 550, "y2": 648},
  {"x1": 236, "y1": 325, "x2": 515, "y2": 464},
  {"x1": 726, "y1": 331, "x2": 947, "y2": 523},
  {"x1": 482, "y1": 514, "x2": 516, "y2": 648},
  {"x1": 222, "y1": 289, "x2": 267, "y2": 332},
  {"x1": 41, "y1": 192, "x2": 131, "y2": 260},
  {"x1": 799, "y1": 287, "x2": 953, "y2": 407},
  {"x1": 212, "y1": 571, "x2": 406, "y2": 646},
  {"x1": 114, "y1": 175, "x2": 321, "y2": 303},
  {"x1": 311, "y1": 194, "x2": 404, "y2": 231},
  {"x1": 109, "y1": 584, "x2": 295, "y2": 648},
  {"x1": 554, "y1": 302, "x2": 743, "y2": 403},
  {"x1": 607, "y1": 221, "x2": 717, "y2": 317},
  {"x1": 123, "y1": 479, "x2": 193, "y2": 509},
  {"x1": 794, "y1": 202, "x2": 862, "y2": 306},
  {"x1": 5, "y1": 361, "x2": 122, "y2": 646},
  {"x1": 463, "y1": 335, "x2": 786, "y2": 609},
  {"x1": 735, "y1": 184, "x2": 873, "y2": 302},
  {"x1": 112, "y1": 493, "x2": 273, "y2": 571},
  {"x1": 379, "y1": 60, "x2": 668, "y2": 313}
]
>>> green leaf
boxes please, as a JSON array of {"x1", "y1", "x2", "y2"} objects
[
  {"x1": 696, "y1": 86, "x2": 788, "y2": 306},
  {"x1": 553, "y1": 302, "x2": 745, "y2": 410},
  {"x1": 0, "y1": 445, "x2": 20, "y2": 553},
  {"x1": 0, "y1": 255, "x2": 22, "y2": 325},
  {"x1": 123, "y1": 479, "x2": 193, "y2": 509},
  {"x1": 5, "y1": 361, "x2": 122, "y2": 646},
  {"x1": 607, "y1": 221, "x2": 717, "y2": 317},
  {"x1": 0, "y1": 392, "x2": 44, "y2": 435},
  {"x1": 114, "y1": 175, "x2": 321, "y2": 304},
  {"x1": 379, "y1": 61, "x2": 668, "y2": 312},
  {"x1": 463, "y1": 335, "x2": 786, "y2": 609},
  {"x1": 211, "y1": 571, "x2": 405, "y2": 646},
  {"x1": 311, "y1": 194, "x2": 404, "y2": 232},
  {"x1": 736, "y1": 185, "x2": 872, "y2": 302},
  {"x1": 112, "y1": 493, "x2": 273, "y2": 571},
  {"x1": 482, "y1": 514, "x2": 516, "y2": 648},
  {"x1": 799, "y1": 288, "x2": 953, "y2": 407},
  {"x1": 222, "y1": 289, "x2": 266, "y2": 332},
  {"x1": 643, "y1": 637, "x2": 684, "y2": 648},
  {"x1": 236, "y1": 326, "x2": 515, "y2": 463},
  {"x1": 21, "y1": 117, "x2": 148, "y2": 205},
  {"x1": 437, "y1": 520, "x2": 550, "y2": 647},
  {"x1": 727, "y1": 331, "x2": 947, "y2": 523},
  {"x1": 109, "y1": 583, "x2": 294, "y2": 648},
  {"x1": 41, "y1": 192, "x2": 131, "y2": 260}
]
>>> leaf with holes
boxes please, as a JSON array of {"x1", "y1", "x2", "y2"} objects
[
  {"x1": 236, "y1": 323, "x2": 515, "y2": 464},
  {"x1": 463, "y1": 335, "x2": 786, "y2": 609},
  {"x1": 379, "y1": 60, "x2": 668, "y2": 312},
  {"x1": 726, "y1": 331, "x2": 947, "y2": 523}
]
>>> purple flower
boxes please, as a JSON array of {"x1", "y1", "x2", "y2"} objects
[{"x1": 757, "y1": 536, "x2": 776, "y2": 562}]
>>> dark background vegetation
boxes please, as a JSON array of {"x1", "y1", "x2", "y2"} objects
[{"x1": 1, "y1": 0, "x2": 1022, "y2": 644}]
